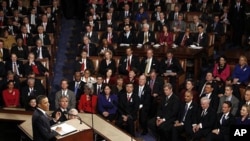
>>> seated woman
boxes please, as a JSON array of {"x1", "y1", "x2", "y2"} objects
[
  {"x1": 2, "y1": 80, "x2": 20, "y2": 108},
  {"x1": 98, "y1": 85, "x2": 118, "y2": 122},
  {"x1": 124, "y1": 68, "x2": 139, "y2": 85},
  {"x1": 179, "y1": 79, "x2": 199, "y2": 103},
  {"x1": 213, "y1": 56, "x2": 230, "y2": 82},
  {"x1": 235, "y1": 104, "x2": 250, "y2": 125},
  {"x1": 98, "y1": 50, "x2": 116, "y2": 76},
  {"x1": 81, "y1": 69, "x2": 96, "y2": 84},
  {"x1": 232, "y1": 55, "x2": 250, "y2": 85},
  {"x1": 103, "y1": 68, "x2": 116, "y2": 86},
  {"x1": 25, "y1": 96, "x2": 37, "y2": 111},
  {"x1": 158, "y1": 25, "x2": 173, "y2": 47},
  {"x1": 112, "y1": 75, "x2": 126, "y2": 97},
  {"x1": 134, "y1": 7, "x2": 149, "y2": 23},
  {"x1": 78, "y1": 83, "x2": 98, "y2": 113}
]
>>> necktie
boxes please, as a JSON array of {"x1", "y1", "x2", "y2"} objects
[
  {"x1": 167, "y1": 60, "x2": 171, "y2": 67},
  {"x1": 139, "y1": 87, "x2": 142, "y2": 98},
  {"x1": 182, "y1": 103, "x2": 189, "y2": 121},
  {"x1": 201, "y1": 110, "x2": 206, "y2": 116},
  {"x1": 0, "y1": 50, "x2": 3, "y2": 60},
  {"x1": 32, "y1": 64, "x2": 40, "y2": 75},
  {"x1": 43, "y1": 23, "x2": 47, "y2": 31},
  {"x1": 199, "y1": 83, "x2": 206, "y2": 97},
  {"x1": 150, "y1": 79, "x2": 154, "y2": 90},
  {"x1": 181, "y1": 35, "x2": 187, "y2": 46},
  {"x1": 144, "y1": 59, "x2": 150, "y2": 74},
  {"x1": 107, "y1": 33, "x2": 112, "y2": 43},
  {"x1": 23, "y1": 34, "x2": 27, "y2": 46},
  {"x1": 81, "y1": 61, "x2": 85, "y2": 71},
  {"x1": 143, "y1": 32, "x2": 149, "y2": 44},
  {"x1": 74, "y1": 83, "x2": 79, "y2": 95},
  {"x1": 38, "y1": 48, "x2": 42, "y2": 59},
  {"x1": 127, "y1": 57, "x2": 131, "y2": 71},
  {"x1": 13, "y1": 62, "x2": 18, "y2": 75},
  {"x1": 197, "y1": 34, "x2": 201, "y2": 44},
  {"x1": 174, "y1": 13, "x2": 178, "y2": 20},
  {"x1": 97, "y1": 86, "x2": 101, "y2": 95},
  {"x1": 237, "y1": 4, "x2": 240, "y2": 11},
  {"x1": 127, "y1": 94, "x2": 130, "y2": 101},
  {"x1": 39, "y1": 34, "x2": 44, "y2": 45},
  {"x1": 221, "y1": 114, "x2": 226, "y2": 124}
]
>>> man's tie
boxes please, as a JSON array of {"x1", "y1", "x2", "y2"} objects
[
  {"x1": 13, "y1": 62, "x2": 18, "y2": 75},
  {"x1": 139, "y1": 87, "x2": 142, "y2": 98},
  {"x1": 201, "y1": 110, "x2": 206, "y2": 116},
  {"x1": 32, "y1": 64, "x2": 40, "y2": 75},
  {"x1": 127, "y1": 94, "x2": 131, "y2": 101},
  {"x1": 127, "y1": 57, "x2": 131, "y2": 71},
  {"x1": 143, "y1": 32, "x2": 149, "y2": 44},
  {"x1": 144, "y1": 59, "x2": 150, "y2": 74},
  {"x1": 150, "y1": 79, "x2": 154, "y2": 90},
  {"x1": 107, "y1": 33, "x2": 112, "y2": 44},
  {"x1": 182, "y1": 103, "x2": 189, "y2": 121},
  {"x1": 0, "y1": 50, "x2": 3, "y2": 60},
  {"x1": 23, "y1": 34, "x2": 27, "y2": 46},
  {"x1": 81, "y1": 61, "x2": 85, "y2": 71},
  {"x1": 97, "y1": 86, "x2": 101, "y2": 95},
  {"x1": 167, "y1": 60, "x2": 171, "y2": 67},
  {"x1": 181, "y1": 35, "x2": 187, "y2": 46},
  {"x1": 74, "y1": 83, "x2": 79, "y2": 95},
  {"x1": 197, "y1": 34, "x2": 201, "y2": 44},
  {"x1": 38, "y1": 48, "x2": 43, "y2": 59}
]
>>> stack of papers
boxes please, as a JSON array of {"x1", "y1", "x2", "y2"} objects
[{"x1": 51, "y1": 123, "x2": 77, "y2": 136}]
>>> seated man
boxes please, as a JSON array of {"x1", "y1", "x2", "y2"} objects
[
  {"x1": 174, "y1": 28, "x2": 194, "y2": 47},
  {"x1": 51, "y1": 96, "x2": 69, "y2": 124},
  {"x1": 137, "y1": 23, "x2": 156, "y2": 45},
  {"x1": 193, "y1": 24, "x2": 208, "y2": 47}
]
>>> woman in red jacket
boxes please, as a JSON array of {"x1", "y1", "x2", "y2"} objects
[
  {"x1": 78, "y1": 83, "x2": 98, "y2": 113},
  {"x1": 213, "y1": 56, "x2": 230, "y2": 82},
  {"x1": 2, "y1": 80, "x2": 20, "y2": 107},
  {"x1": 158, "y1": 25, "x2": 173, "y2": 47}
]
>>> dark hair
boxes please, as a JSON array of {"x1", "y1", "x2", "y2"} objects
[
  {"x1": 36, "y1": 95, "x2": 47, "y2": 105},
  {"x1": 61, "y1": 78, "x2": 69, "y2": 84},
  {"x1": 223, "y1": 101, "x2": 232, "y2": 108},
  {"x1": 205, "y1": 82, "x2": 214, "y2": 88}
]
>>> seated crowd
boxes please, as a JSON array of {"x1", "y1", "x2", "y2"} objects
[{"x1": 1, "y1": 0, "x2": 250, "y2": 141}]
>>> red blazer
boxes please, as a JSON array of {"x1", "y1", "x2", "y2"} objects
[
  {"x1": 213, "y1": 63, "x2": 230, "y2": 82},
  {"x1": 2, "y1": 89, "x2": 20, "y2": 107},
  {"x1": 103, "y1": 76, "x2": 116, "y2": 86},
  {"x1": 158, "y1": 32, "x2": 174, "y2": 47},
  {"x1": 78, "y1": 94, "x2": 98, "y2": 113}
]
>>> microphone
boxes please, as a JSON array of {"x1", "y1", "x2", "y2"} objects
[{"x1": 77, "y1": 116, "x2": 83, "y2": 124}]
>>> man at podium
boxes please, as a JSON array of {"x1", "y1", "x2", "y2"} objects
[{"x1": 32, "y1": 95, "x2": 61, "y2": 141}]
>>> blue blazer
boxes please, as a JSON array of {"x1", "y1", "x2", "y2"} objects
[{"x1": 98, "y1": 94, "x2": 118, "y2": 115}]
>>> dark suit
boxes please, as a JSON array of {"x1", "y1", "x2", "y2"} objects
[
  {"x1": 137, "y1": 31, "x2": 156, "y2": 44},
  {"x1": 200, "y1": 93, "x2": 219, "y2": 111},
  {"x1": 197, "y1": 80, "x2": 219, "y2": 97},
  {"x1": 14, "y1": 6, "x2": 28, "y2": 15},
  {"x1": 168, "y1": 11, "x2": 180, "y2": 21},
  {"x1": 100, "y1": 31, "x2": 119, "y2": 44},
  {"x1": 100, "y1": 20, "x2": 117, "y2": 31},
  {"x1": 119, "y1": 11, "x2": 134, "y2": 21},
  {"x1": 133, "y1": 2, "x2": 147, "y2": 11},
  {"x1": 174, "y1": 32, "x2": 194, "y2": 46},
  {"x1": 21, "y1": 86, "x2": 45, "y2": 107},
  {"x1": 16, "y1": 33, "x2": 34, "y2": 46},
  {"x1": 140, "y1": 57, "x2": 160, "y2": 74},
  {"x1": 78, "y1": 43, "x2": 97, "y2": 56},
  {"x1": 172, "y1": 101, "x2": 199, "y2": 141},
  {"x1": 118, "y1": 31, "x2": 137, "y2": 45},
  {"x1": 192, "y1": 107, "x2": 217, "y2": 140},
  {"x1": 148, "y1": 94, "x2": 180, "y2": 140},
  {"x1": 154, "y1": 20, "x2": 170, "y2": 31},
  {"x1": 22, "y1": 24, "x2": 36, "y2": 34},
  {"x1": 206, "y1": 22, "x2": 224, "y2": 41},
  {"x1": 193, "y1": 32, "x2": 208, "y2": 47},
  {"x1": 33, "y1": 33, "x2": 51, "y2": 45},
  {"x1": 29, "y1": 6, "x2": 44, "y2": 15},
  {"x1": 23, "y1": 61, "x2": 49, "y2": 77},
  {"x1": 38, "y1": 22, "x2": 55, "y2": 33},
  {"x1": 118, "y1": 55, "x2": 140, "y2": 75},
  {"x1": 74, "y1": 58, "x2": 94, "y2": 73},
  {"x1": 206, "y1": 112, "x2": 236, "y2": 141},
  {"x1": 83, "y1": 31, "x2": 99, "y2": 44},
  {"x1": 11, "y1": 45, "x2": 29, "y2": 59},
  {"x1": 134, "y1": 85, "x2": 151, "y2": 132},
  {"x1": 50, "y1": 108, "x2": 68, "y2": 125},
  {"x1": 31, "y1": 46, "x2": 51, "y2": 60},
  {"x1": 83, "y1": 21, "x2": 99, "y2": 31},
  {"x1": 118, "y1": 22, "x2": 136, "y2": 31},
  {"x1": 98, "y1": 58, "x2": 116, "y2": 75},
  {"x1": 0, "y1": 48, "x2": 10, "y2": 61},
  {"x1": 7, "y1": 25, "x2": 20, "y2": 35},
  {"x1": 5, "y1": 60, "x2": 24, "y2": 76},
  {"x1": 68, "y1": 80, "x2": 85, "y2": 102},
  {"x1": 93, "y1": 83, "x2": 106, "y2": 95},
  {"x1": 103, "y1": 1, "x2": 117, "y2": 12},
  {"x1": 181, "y1": 3, "x2": 197, "y2": 12},
  {"x1": 116, "y1": 92, "x2": 140, "y2": 136},
  {"x1": 27, "y1": 14, "x2": 40, "y2": 27},
  {"x1": 32, "y1": 109, "x2": 57, "y2": 141}
]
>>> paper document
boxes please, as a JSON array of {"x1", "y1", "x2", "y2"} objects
[{"x1": 51, "y1": 123, "x2": 77, "y2": 136}]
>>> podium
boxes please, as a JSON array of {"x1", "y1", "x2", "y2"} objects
[{"x1": 53, "y1": 119, "x2": 93, "y2": 141}]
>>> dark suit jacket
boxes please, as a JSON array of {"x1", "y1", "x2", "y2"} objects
[
  {"x1": 137, "y1": 31, "x2": 156, "y2": 44},
  {"x1": 118, "y1": 22, "x2": 136, "y2": 31},
  {"x1": 21, "y1": 86, "x2": 45, "y2": 107},
  {"x1": 32, "y1": 109, "x2": 57, "y2": 141},
  {"x1": 27, "y1": 14, "x2": 40, "y2": 26},
  {"x1": 74, "y1": 58, "x2": 94, "y2": 73},
  {"x1": 31, "y1": 46, "x2": 51, "y2": 60},
  {"x1": 103, "y1": 1, "x2": 117, "y2": 12},
  {"x1": 0, "y1": 48, "x2": 10, "y2": 61},
  {"x1": 159, "y1": 57, "x2": 184, "y2": 75},
  {"x1": 140, "y1": 57, "x2": 160, "y2": 74},
  {"x1": 157, "y1": 94, "x2": 180, "y2": 124},
  {"x1": 33, "y1": 33, "x2": 51, "y2": 45},
  {"x1": 146, "y1": 76, "x2": 164, "y2": 96},
  {"x1": 83, "y1": 21, "x2": 99, "y2": 31},
  {"x1": 100, "y1": 21, "x2": 117, "y2": 31},
  {"x1": 51, "y1": 108, "x2": 68, "y2": 124},
  {"x1": 134, "y1": 85, "x2": 151, "y2": 112},
  {"x1": 7, "y1": 25, "x2": 20, "y2": 35},
  {"x1": 100, "y1": 31, "x2": 119, "y2": 44},
  {"x1": 118, "y1": 92, "x2": 140, "y2": 120},
  {"x1": 197, "y1": 80, "x2": 219, "y2": 96},
  {"x1": 213, "y1": 112, "x2": 236, "y2": 135},
  {"x1": 93, "y1": 83, "x2": 106, "y2": 95},
  {"x1": 14, "y1": 6, "x2": 28, "y2": 15},
  {"x1": 38, "y1": 22, "x2": 55, "y2": 33},
  {"x1": 118, "y1": 55, "x2": 140, "y2": 75},
  {"x1": 154, "y1": 20, "x2": 170, "y2": 31},
  {"x1": 68, "y1": 81, "x2": 85, "y2": 101},
  {"x1": 16, "y1": 33, "x2": 34, "y2": 46},
  {"x1": 5, "y1": 60, "x2": 24, "y2": 76},
  {"x1": 119, "y1": 11, "x2": 134, "y2": 21},
  {"x1": 195, "y1": 107, "x2": 216, "y2": 135},
  {"x1": 23, "y1": 61, "x2": 49, "y2": 76},
  {"x1": 193, "y1": 32, "x2": 208, "y2": 47},
  {"x1": 11, "y1": 45, "x2": 29, "y2": 59},
  {"x1": 29, "y1": 6, "x2": 44, "y2": 15},
  {"x1": 78, "y1": 43, "x2": 97, "y2": 56},
  {"x1": 98, "y1": 58, "x2": 116, "y2": 75},
  {"x1": 174, "y1": 32, "x2": 194, "y2": 46},
  {"x1": 181, "y1": 3, "x2": 197, "y2": 12},
  {"x1": 83, "y1": 31, "x2": 99, "y2": 44},
  {"x1": 133, "y1": 2, "x2": 147, "y2": 11},
  {"x1": 206, "y1": 22, "x2": 224, "y2": 35},
  {"x1": 200, "y1": 93, "x2": 219, "y2": 111},
  {"x1": 118, "y1": 31, "x2": 137, "y2": 45},
  {"x1": 21, "y1": 24, "x2": 36, "y2": 34}
]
